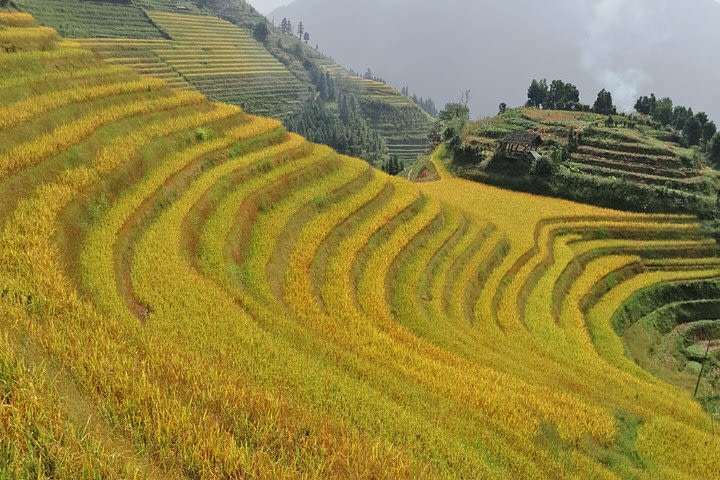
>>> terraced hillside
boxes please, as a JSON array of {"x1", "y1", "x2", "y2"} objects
[
  {"x1": 315, "y1": 62, "x2": 432, "y2": 163},
  {"x1": 459, "y1": 108, "x2": 719, "y2": 215},
  {"x1": 12, "y1": 0, "x2": 431, "y2": 164},
  {"x1": 75, "y1": 10, "x2": 308, "y2": 118},
  {"x1": 14, "y1": 0, "x2": 165, "y2": 38},
  {"x1": 176, "y1": 0, "x2": 433, "y2": 163},
  {"x1": 2, "y1": 13, "x2": 719, "y2": 479}
]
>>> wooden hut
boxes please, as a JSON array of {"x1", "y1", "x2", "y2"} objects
[{"x1": 497, "y1": 131, "x2": 543, "y2": 161}]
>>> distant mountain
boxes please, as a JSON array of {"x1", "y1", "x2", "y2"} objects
[
  {"x1": 249, "y1": 0, "x2": 290, "y2": 15},
  {"x1": 270, "y1": 0, "x2": 720, "y2": 120}
]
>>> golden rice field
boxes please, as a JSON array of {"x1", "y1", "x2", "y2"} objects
[{"x1": 1, "y1": 13, "x2": 719, "y2": 479}]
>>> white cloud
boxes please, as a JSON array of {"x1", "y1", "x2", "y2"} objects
[{"x1": 580, "y1": 0, "x2": 671, "y2": 111}]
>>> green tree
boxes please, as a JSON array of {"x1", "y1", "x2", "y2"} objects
[
  {"x1": 432, "y1": 96, "x2": 471, "y2": 151},
  {"x1": 325, "y1": 72, "x2": 335, "y2": 100},
  {"x1": 459, "y1": 89, "x2": 471, "y2": 108},
  {"x1": 526, "y1": 79, "x2": 548, "y2": 108},
  {"x1": 442, "y1": 117, "x2": 466, "y2": 152},
  {"x1": 303, "y1": 32, "x2": 310, "y2": 43},
  {"x1": 438, "y1": 103, "x2": 470, "y2": 122},
  {"x1": 593, "y1": 89, "x2": 616, "y2": 115},
  {"x1": 672, "y1": 105, "x2": 691, "y2": 130},
  {"x1": 634, "y1": 94, "x2": 656, "y2": 115},
  {"x1": 683, "y1": 116, "x2": 702, "y2": 146},
  {"x1": 253, "y1": 22, "x2": 269, "y2": 43},
  {"x1": 297, "y1": 21, "x2": 304, "y2": 40},
  {"x1": 652, "y1": 97, "x2": 674, "y2": 125},
  {"x1": 709, "y1": 133, "x2": 720, "y2": 165},
  {"x1": 383, "y1": 154, "x2": 403, "y2": 175},
  {"x1": 316, "y1": 71, "x2": 327, "y2": 99},
  {"x1": 531, "y1": 154, "x2": 557, "y2": 177},
  {"x1": 547, "y1": 80, "x2": 580, "y2": 110},
  {"x1": 702, "y1": 121, "x2": 717, "y2": 144}
]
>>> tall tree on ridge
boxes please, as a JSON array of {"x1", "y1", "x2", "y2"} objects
[
  {"x1": 526, "y1": 79, "x2": 548, "y2": 108},
  {"x1": 593, "y1": 89, "x2": 616, "y2": 115}
]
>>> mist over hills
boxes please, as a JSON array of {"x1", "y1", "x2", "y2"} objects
[{"x1": 269, "y1": 0, "x2": 720, "y2": 119}]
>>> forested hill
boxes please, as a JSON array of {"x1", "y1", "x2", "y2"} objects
[
  {"x1": 11, "y1": 0, "x2": 433, "y2": 170},
  {"x1": 271, "y1": 0, "x2": 720, "y2": 120}
]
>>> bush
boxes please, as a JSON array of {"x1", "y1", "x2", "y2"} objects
[
  {"x1": 253, "y1": 22, "x2": 269, "y2": 43},
  {"x1": 531, "y1": 155, "x2": 556, "y2": 177},
  {"x1": 194, "y1": 127, "x2": 214, "y2": 141}
]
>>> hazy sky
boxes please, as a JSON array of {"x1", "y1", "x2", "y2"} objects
[
  {"x1": 249, "y1": 0, "x2": 288, "y2": 14},
  {"x1": 271, "y1": 0, "x2": 720, "y2": 120}
]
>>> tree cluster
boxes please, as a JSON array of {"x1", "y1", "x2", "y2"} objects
[
  {"x1": 382, "y1": 154, "x2": 404, "y2": 175},
  {"x1": 634, "y1": 94, "x2": 717, "y2": 147},
  {"x1": 525, "y1": 79, "x2": 618, "y2": 115},
  {"x1": 401, "y1": 86, "x2": 438, "y2": 117},
  {"x1": 361, "y1": 68, "x2": 385, "y2": 83},
  {"x1": 279, "y1": 17, "x2": 310, "y2": 42},
  {"x1": 279, "y1": 18, "x2": 293, "y2": 35},
  {"x1": 526, "y1": 79, "x2": 581, "y2": 110},
  {"x1": 286, "y1": 96, "x2": 388, "y2": 166},
  {"x1": 310, "y1": 68, "x2": 337, "y2": 101},
  {"x1": 432, "y1": 93, "x2": 471, "y2": 152}
]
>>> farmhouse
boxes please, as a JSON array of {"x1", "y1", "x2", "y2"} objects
[{"x1": 497, "y1": 131, "x2": 543, "y2": 161}]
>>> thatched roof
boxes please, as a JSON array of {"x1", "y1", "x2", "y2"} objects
[{"x1": 499, "y1": 131, "x2": 542, "y2": 147}]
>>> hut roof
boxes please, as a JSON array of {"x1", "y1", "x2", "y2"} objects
[{"x1": 500, "y1": 131, "x2": 542, "y2": 147}]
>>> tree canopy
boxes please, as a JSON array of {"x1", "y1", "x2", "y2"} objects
[
  {"x1": 253, "y1": 22, "x2": 269, "y2": 43},
  {"x1": 526, "y1": 79, "x2": 581, "y2": 110},
  {"x1": 593, "y1": 89, "x2": 616, "y2": 115},
  {"x1": 634, "y1": 93, "x2": 717, "y2": 148},
  {"x1": 526, "y1": 79, "x2": 549, "y2": 108}
]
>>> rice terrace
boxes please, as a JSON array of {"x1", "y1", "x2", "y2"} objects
[{"x1": 0, "y1": 1, "x2": 719, "y2": 479}]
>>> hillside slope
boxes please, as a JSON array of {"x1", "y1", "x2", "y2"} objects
[
  {"x1": 454, "y1": 108, "x2": 719, "y2": 216},
  {"x1": 202, "y1": 0, "x2": 433, "y2": 164},
  {"x1": 13, "y1": 0, "x2": 432, "y2": 164},
  {"x1": 1, "y1": 12, "x2": 719, "y2": 479}
]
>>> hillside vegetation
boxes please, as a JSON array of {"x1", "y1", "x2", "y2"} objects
[
  {"x1": 453, "y1": 108, "x2": 719, "y2": 216},
  {"x1": 13, "y1": 0, "x2": 431, "y2": 166},
  {"x1": 1, "y1": 12, "x2": 719, "y2": 479}
]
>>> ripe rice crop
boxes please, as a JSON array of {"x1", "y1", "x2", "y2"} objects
[
  {"x1": 0, "y1": 26, "x2": 57, "y2": 51},
  {"x1": 0, "y1": 11, "x2": 35, "y2": 27},
  {"x1": 0, "y1": 14, "x2": 718, "y2": 479}
]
